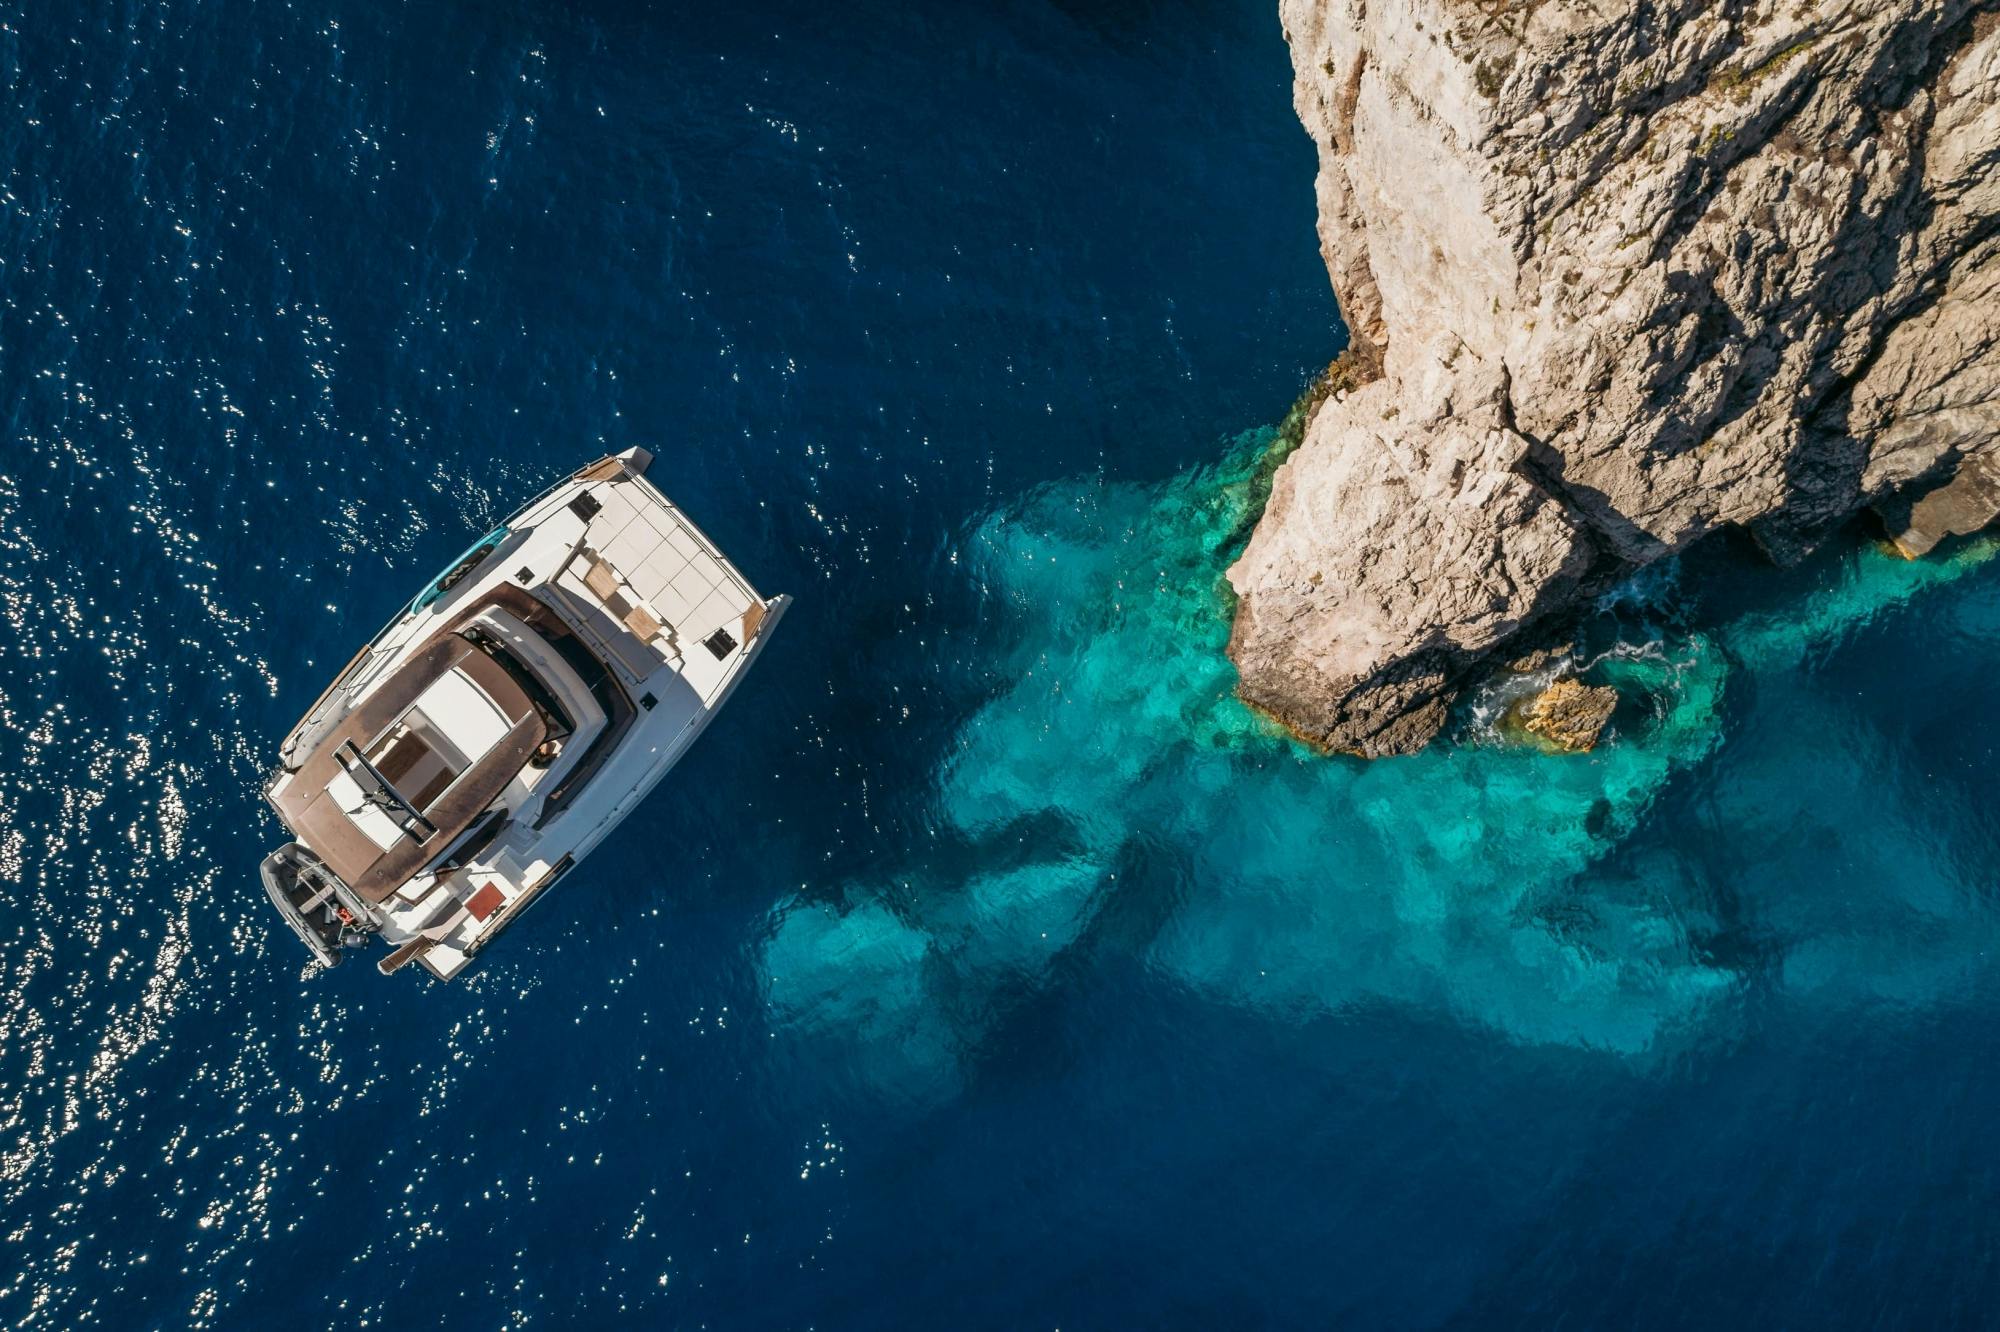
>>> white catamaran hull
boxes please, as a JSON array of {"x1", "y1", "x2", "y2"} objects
[{"x1": 261, "y1": 449, "x2": 787, "y2": 980}]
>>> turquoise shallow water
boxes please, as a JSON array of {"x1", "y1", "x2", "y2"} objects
[
  {"x1": 767, "y1": 432, "x2": 2000, "y2": 1088},
  {"x1": 9, "y1": 0, "x2": 2000, "y2": 1326}
]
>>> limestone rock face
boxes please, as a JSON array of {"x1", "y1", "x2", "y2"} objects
[
  {"x1": 1230, "y1": 0, "x2": 2000, "y2": 753},
  {"x1": 1515, "y1": 676, "x2": 1619, "y2": 752}
]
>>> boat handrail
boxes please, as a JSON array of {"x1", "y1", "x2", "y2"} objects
[{"x1": 335, "y1": 739, "x2": 439, "y2": 842}]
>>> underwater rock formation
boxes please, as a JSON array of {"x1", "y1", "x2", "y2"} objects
[
  {"x1": 1515, "y1": 676, "x2": 1619, "y2": 752},
  {"x1": 762, "y1": 432, "x2": 2000, "y2": 1080},
  {"x1": 1230, "y1": 0, "x2": 2000, "y2": 754}
]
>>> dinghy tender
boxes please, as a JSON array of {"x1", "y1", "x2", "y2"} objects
[{"x1": 260, "y1": 449, "x2": 788, "y2": 980}]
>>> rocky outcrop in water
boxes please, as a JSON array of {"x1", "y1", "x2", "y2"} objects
[
  {"x1": 1229, "y1": 0, "x2": 2000, "y2": 754},
  {"x1": 1515, "y1": 676, "x2": 1619, "y2": 752}
]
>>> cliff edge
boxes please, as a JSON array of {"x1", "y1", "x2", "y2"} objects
[{"x1": 1230, "y1": 0, "x2": 2000, "y2": 754}]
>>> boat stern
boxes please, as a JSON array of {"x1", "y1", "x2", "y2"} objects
[{"x1": 259, "y1": 841, "x2": 381, "y2": 969}]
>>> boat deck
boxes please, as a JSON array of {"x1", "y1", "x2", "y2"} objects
[
  {"x1": 539, "y1": 472, "x2": 769, "y2": 700},
  {"x1": 268, "y1": 634, "x2": 549, "y2": 902},
  {"x1": 262, "y1": 449, "x2": 787, "y2": 980}
]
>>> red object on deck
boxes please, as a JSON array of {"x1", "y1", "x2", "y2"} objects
[{"x1": 465, "y1": 883, "x2": 505, "y2": 922}]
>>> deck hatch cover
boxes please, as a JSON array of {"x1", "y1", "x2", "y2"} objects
[
  {"x1": 567, "y1": 491, "x2": 603, "y2": 522},
  {"x1": 703, "y1": 627, "x2": 737, "y2": 660}
]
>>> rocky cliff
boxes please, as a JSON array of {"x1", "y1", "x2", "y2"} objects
[{"x1": 1229, "y1": 0, "x2": 2000, "y2": 754}]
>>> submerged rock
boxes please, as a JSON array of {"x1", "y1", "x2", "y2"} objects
[
  {"x1": 1514, "y1": 677, "x2": 1619, "y2": 754},
  {"x1": 1230, "y1": 0, "x2": 2000, "y2": 754},
  {"x1": 1505, "y1": 641, "x2": 1574, "y2": 675}
]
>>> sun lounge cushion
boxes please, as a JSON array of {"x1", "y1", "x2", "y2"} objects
[{"x1": 465, "y1": 882, "x2": 505, "y2": 922}]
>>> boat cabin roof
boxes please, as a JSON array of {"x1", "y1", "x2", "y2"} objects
[{"x1": 271, "y1": 627, "x2": 549, "y2": 902}]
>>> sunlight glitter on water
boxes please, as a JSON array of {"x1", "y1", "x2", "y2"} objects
[{"x1": 13, "y1": 0, "x2": 2000, "y2": 1320}]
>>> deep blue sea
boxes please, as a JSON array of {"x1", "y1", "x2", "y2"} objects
[{"x1": 6, "y1": 2, "x2": 2000, "y2": 1328}]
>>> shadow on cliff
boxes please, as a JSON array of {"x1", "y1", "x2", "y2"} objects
[{"x1": 1734, "y1": 3, "x2": 1992, "y2": 558}]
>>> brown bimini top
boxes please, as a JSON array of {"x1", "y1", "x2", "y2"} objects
[{"x1": 270, "y1": 629, "x2": 547, "y2": 903}]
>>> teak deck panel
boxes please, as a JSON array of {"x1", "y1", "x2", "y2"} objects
[{"x1": 271, "y1": 630, "x2": 547, "y2": 902}]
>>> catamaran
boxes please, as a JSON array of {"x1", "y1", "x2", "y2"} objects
[{"x1": 260, "y1": 449, "x2": 787, "y2": 980}]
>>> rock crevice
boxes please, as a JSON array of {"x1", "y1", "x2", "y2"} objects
[{"x1": 1234, "y1": 0, "x2": 2000, "y2": 754}]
